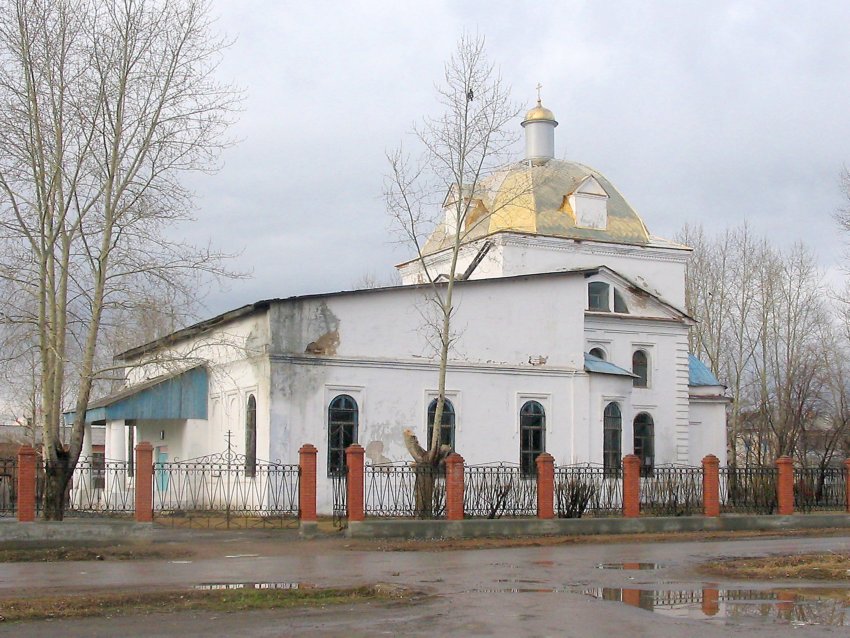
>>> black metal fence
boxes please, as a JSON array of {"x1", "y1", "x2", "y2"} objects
[
  {"x1": 640, "y1": 465, "x2": 703, "y2": 516},
  {"x1": 364, "y1": 463, "x2": 445, "y2": 518},
  {"x1": 794, "y1": 466, "x2": 847, "y2": 512},
  {"x1": 153, "y1": 451, "x2": 299, "y2": 528},
  {"x1": 0, "y1": 457, "x2": 16, "y2": 517},
  {"x1": 464, "y1": 463, "x2": 537, "y2": 518},
  {"x1": 555, "y1": 465, "x2": 623, "y2": 518},
  {"x1": 719, "y1": 466, "x2": 778, "y2": 514},
  {"x1": 68, "y1": 459, "x2": 135, "y2": 515},
  {"x1": 332, "y1": 469, "x2": 347, "y2": 526}
]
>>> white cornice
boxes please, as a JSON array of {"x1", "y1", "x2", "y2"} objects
[
  {"x1": 270, "y1": 354, "x2": 585, "y2": 377},
  {"x1": 500, "y1": 232, "x2": 691, "y2": 264}
]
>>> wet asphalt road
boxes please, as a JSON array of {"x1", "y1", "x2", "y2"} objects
[{"x1": 1, "y1": 531, "x2": 849, "y2": 637}]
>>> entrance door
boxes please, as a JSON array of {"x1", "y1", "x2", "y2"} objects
[{"x1": 155, "y1": 447, "x2": 169, "y2": 495}]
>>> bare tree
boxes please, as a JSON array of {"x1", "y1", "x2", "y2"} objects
[
  {"x1": 0, "y1": 0, "x2": 239, "y2": 519},
  {"x1": 385, "y1": 34, "x2": 520, "y2": 475}
]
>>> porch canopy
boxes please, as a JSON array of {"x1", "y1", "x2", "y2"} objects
[{"x1": 64, "y1": 366, "x2": 208, "y2": 424}]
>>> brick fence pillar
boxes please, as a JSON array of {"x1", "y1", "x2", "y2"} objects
[
  {"x1": 134, "y1": 442, "x2": 154, "y2": 523},
  {"x1": 702, "y1": 588, "x2": 719, "y2": 617},
  {"x1": 298, "y1": 444, "x2": 318, "y2": 523},
  {"x1": 702, "y1": 454, "x2": 720, "y2": 517},
  {"x1": 16, "y1": 445, "x2": 37, "y2": 522},
  {"x1": 776, "y1": 455, "x2": 794, "y2": 516},
  {"x1": 622, "y1": 454, "x2": 641, "y2": 518},
  {"x1": 345, "y1": 444, "x2": 365, "y2": 522},
  {"x1": 535, "y1": 453, "x2": 555, "y2": 519},
  {"x1": 845, "y1": 458, "x2": 850, "y2": 513},
  {"x1": 445, "y1": 453, "x2": 465, "y2": 521}
]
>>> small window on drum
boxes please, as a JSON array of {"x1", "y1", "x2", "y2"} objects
[
  {"x1": 328, "y1": 394, "x2": 358, "y2": 476},
  {"x1": 520, "y1": 401, "x2": 545, "y2": 477},
  {"x1": 588, "y1": 347, "x2": 606, "y2": 360},
  {"x1": 588, "y1": 282, "x2": 610, "y2": 311},
  {"x1": 613, "y1": 289, "x2": 629, "y2": 313}
]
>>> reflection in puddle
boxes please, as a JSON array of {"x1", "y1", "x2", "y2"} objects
[
  {"x1": 596, "y1": 563, "x2": 663, "y2": 570},
  {"x1": 585, "y1": 587, "x2": 850, "y2": 626},
  {"x1": 193, "y1": 582, "x2": 313, "y2": 591}
]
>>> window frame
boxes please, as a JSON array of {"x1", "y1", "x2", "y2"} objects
[
  {"x1": 519, "y1": 400, "x2": 546, "y2": 477},
  {"x1": 632, "y1": 350, "x2": 649, "y2": 388},
  {"x1": 245, "y1": 394, "x2": 257, "y2": 477},
  {"x1": 327, "y1": 394, "x2": 359, "y2": 476},
  {"x1": 603, "y1": 402, "x2": 622, "y2": 477},
  {"x1": 588, "y1": 281, "x2": 610, "y2": 311},
  {"x1": 588, "y1": 347, "x2": 606, "y2": 360},
  {"x1": 427, "y1": 397, "x2": 456, "y2": 451},
  {"x1": 633, "y1": 412, "x2": 655, "y2": 477}
]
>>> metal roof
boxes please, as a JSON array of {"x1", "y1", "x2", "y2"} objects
[
  {"x1": 688, "y1": 355, "x2": 722, "y2": 387},
  {"x1": 584, "y1": 353, "x2": 636, "y2": 377},
  {"x1": 65, "y1": 366, "x2": 208, "y2": 424}
]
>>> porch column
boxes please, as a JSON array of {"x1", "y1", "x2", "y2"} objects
[
  {"x1": 107, "y1": 420, "x2": 127, "y2": 462},
  {"x1": 81, "y1": 422, "x2": 93, "y2": 461}
]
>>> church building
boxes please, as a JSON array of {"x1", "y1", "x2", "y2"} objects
[{"x1": 77, "y1": 100, "x2": 728, "y2": 513}]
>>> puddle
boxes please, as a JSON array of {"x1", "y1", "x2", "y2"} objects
[
  {"x1": 472, "y1": 587, "x2": 567, "y2": 594},
  {"x1": 585, "y1": 586, "x2": 850, "y2": 626},
  {"x1": 496, "y1": 579, "x2": 545, "y2": 584},
  {"x1": 596, "y1": 562, "x2": 663, "y2": 570},
  {"x1": 193, "y1": 582, "x2": 314, "y2": 591}
]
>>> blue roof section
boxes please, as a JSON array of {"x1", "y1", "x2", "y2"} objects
[
  {"x1": 584, "y1": 353, "x2": 636, "y2": 377},
  {"x1": 65, "y1": 366, "x2": 208, "y2": 424},
  {"x1": 689, "y1": 355, "x2": 721, "y2": 386}
]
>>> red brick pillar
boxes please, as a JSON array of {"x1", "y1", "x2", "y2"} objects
[
  {"x1": 702, "y1": 588, "x2": 719, "y2": 616},
  {"x1": 16, "y1": 445, "x2": 37, "y2": 522},
  {"x1": 845, "y1": 458, "x2": 850, "y2": 513},
  {"x1": 298, "y1": 444, "x2": 318, "y2": 523},
  {"x1": 345, "y1": 444, "x2": 365, "y2": 522},
  {"x1": 134, "y1": 442, "x2": 154, "y2": 523},
  {"x1": 702, "y1": 454, "x2": 720, "y2": 517},
  {"x1": 776, "y1": 456, "x2": 794, "y2": 516},
  {"x1": 622, "y1": 454, "x2": 641, "y2": 518},
  {"x1": 445, "y1": 453, "x2": 465, "y2": 521},
  {"x1": 536, "y1": 453, "x2": 555, "y2": 519}
]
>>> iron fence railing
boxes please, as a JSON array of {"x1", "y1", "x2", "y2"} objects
[
  {"x1": 331, "y1": 469, "x2": 347, "y2": 526},
  {"x1": 364, "y1": 463, "x2": 445, "y2": 518},
  {"x1": 555, "y1": 464, "x2": 622, "y2": 518},
  {"x1": 640, "y1": 465, "x2": 703, "y2": 516},
  {"x1": 68, "y1": 459, "x2": 135, "y2": 514},
  {"x1": 720, "y1": 466, "x2": 778, "y2": 514},
  {"x1": 153, "y1": 451, "x2": 299, "y2": 526},
  {"x1": 794, "y1": 466, "x2": 847, "y2": 512},
  {"x1": 0, "y1": 457, "x2": 17, "y2": 517},
  {"x1": 464, "y1": 463, "x2": 536, "y2": 518}
]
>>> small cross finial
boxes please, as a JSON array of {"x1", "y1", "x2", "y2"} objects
[{"x1": 535, "y1": 83, "x2": 543, "y2": 104}]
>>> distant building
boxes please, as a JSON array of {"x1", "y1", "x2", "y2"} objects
[{"x1": 72, "y1": 99, "x2": 728, "y2": 513}]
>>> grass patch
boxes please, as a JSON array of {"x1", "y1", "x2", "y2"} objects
[
  {"x1": 700, "y1": 552, "x2": 850, "y2": 581},
  {"x1": 0, "y1": 543, "x2": 190, "y2": 563},
  {"x1": 0, "y1": 584, "x2": 411, "y2": 622}
]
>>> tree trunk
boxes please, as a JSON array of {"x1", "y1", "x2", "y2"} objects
[{"x1": 43, "y1": 451, "x2": 71, "y2": 521}]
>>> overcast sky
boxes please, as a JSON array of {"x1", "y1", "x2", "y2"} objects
[{"x1": 186, "y1": 0, "x2": 850, "y2": 316}]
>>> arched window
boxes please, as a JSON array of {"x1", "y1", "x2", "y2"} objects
[
  {"x1": 603, "y1": 402, "x2": 622, "y2": 476},
  {"x1": 588, "y1": 282, "x2": 610, "y2": 311},
  {"x1": 328, "y1": 394, "x2": 358, "y2": 476},
  {"x1": 520, "y1": 401, "x2": 545, "y2": 477},
  {"x1": 427, "y1": 398, "x2": 455, "y2": 450},
  {"x1": 632, "y1": 350, "x2": 649, "y2": 388},
  {"x1": 588, "y1": 347, "x2": 606, "y2": 360},
  {"x1": 633, "y1": 413, "x2": 654, "y2": 477},
  {"x1": 613, "y1": 289, "x2": 629, "y2": 313},
  {"x1": 245, "y1": 394, "x2": 257, "y2": 477}
]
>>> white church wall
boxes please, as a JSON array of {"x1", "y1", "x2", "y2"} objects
[{"x1": 688, "y1": 399, "x2": 729, "y2": 467}]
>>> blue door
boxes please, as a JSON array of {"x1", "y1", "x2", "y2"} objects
[{"x1": 155, "y1": 448, "x2": 169, "y2": 495}]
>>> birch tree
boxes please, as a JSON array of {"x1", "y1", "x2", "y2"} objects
[
  {"x1": 385, "y1": 34, "x2": 519, "y2": 469},
  {"x1": 0, "y1": 0, "x2": 238, "y2": 519}
]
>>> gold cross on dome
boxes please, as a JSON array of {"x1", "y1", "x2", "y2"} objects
[{"x1": 536, "y1": 83, "x2": 543, "y2": 103}]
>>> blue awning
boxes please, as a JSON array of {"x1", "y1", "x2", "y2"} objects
[
  {"x1": 65, "y1": 366, "x2": 208, "y2": 424},
  {"x1": 584, "y1": 353, "x2": 636, "y2": 377}
]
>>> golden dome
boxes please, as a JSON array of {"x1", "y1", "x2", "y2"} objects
[{"x1": 522, "y1": 100, "x2": 557, "y2": 125}]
